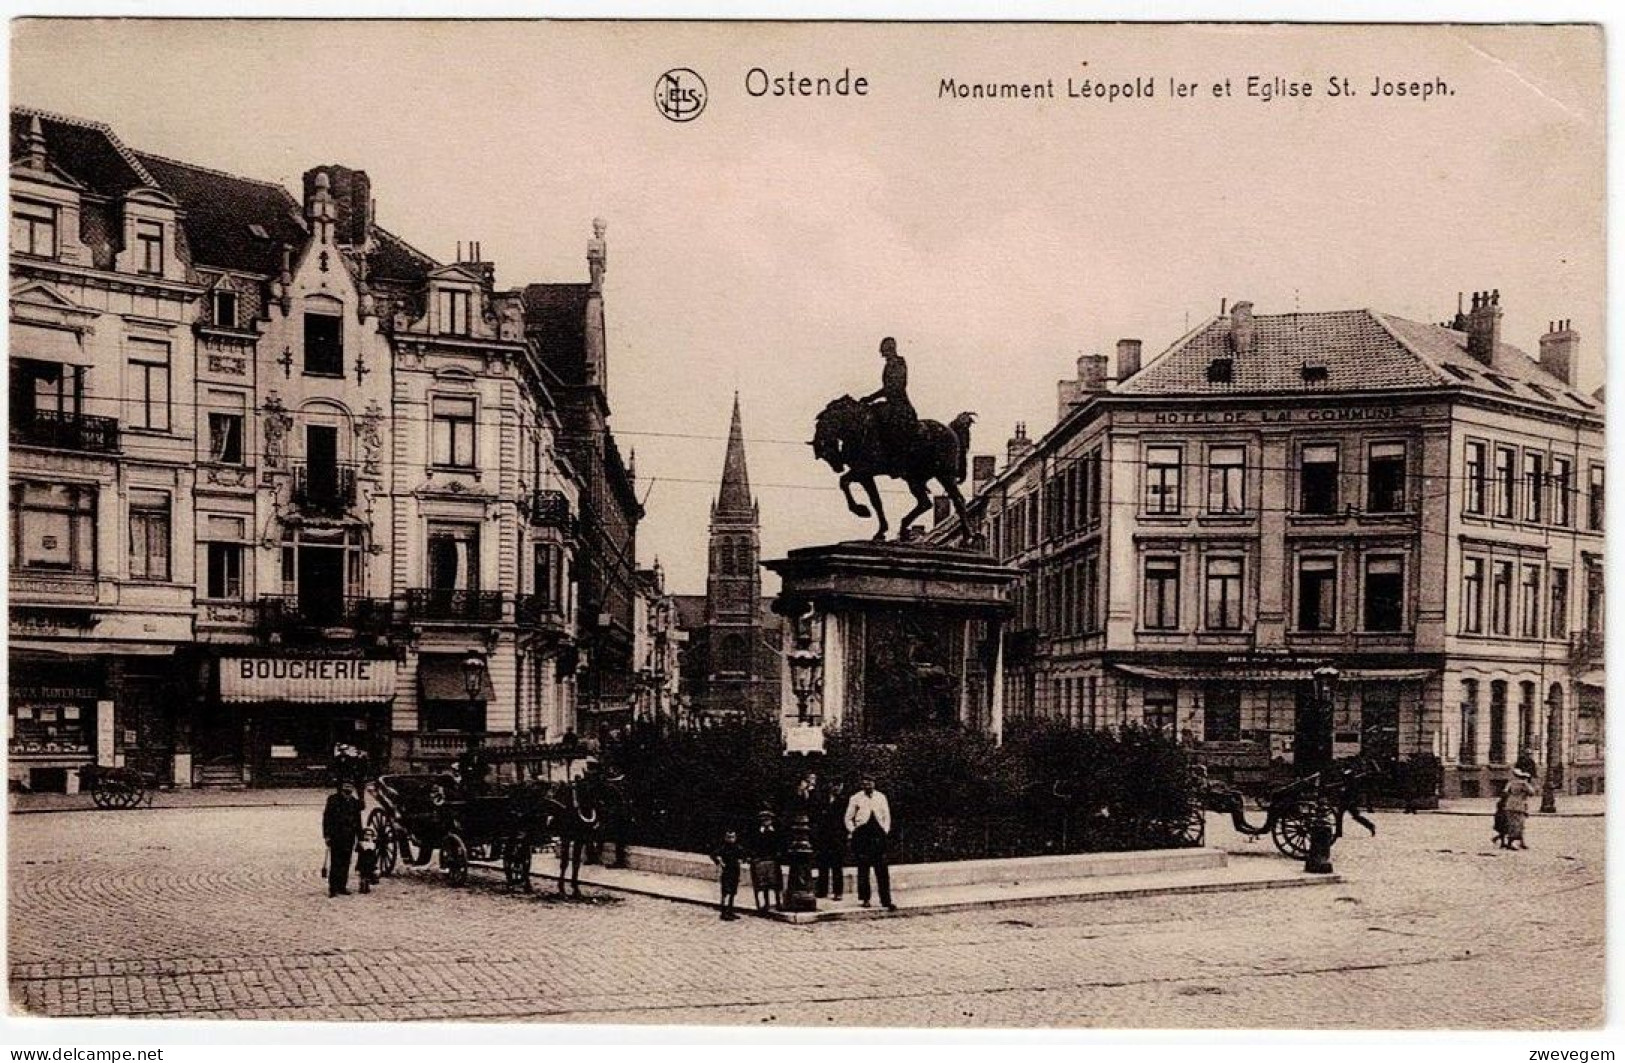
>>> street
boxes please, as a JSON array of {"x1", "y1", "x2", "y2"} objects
[{"x1": 8, "y1": 802, "x2": 1604, "y2": 1028}]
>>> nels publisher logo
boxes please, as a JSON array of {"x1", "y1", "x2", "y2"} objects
[{"x1": 656, "y1": 68, "x2": 707, "y2": 122}]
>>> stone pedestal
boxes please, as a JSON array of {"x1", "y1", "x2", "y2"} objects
[{"x1": 764, "y1": 541, "x2": 1019, "y2": 747}]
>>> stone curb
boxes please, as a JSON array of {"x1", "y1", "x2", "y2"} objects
[{"x1": 1424, "y1": 808, "x2": 1605, "y2": 818}]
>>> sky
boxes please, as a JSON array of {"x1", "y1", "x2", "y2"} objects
[{"x1": 11, "y1": 21, "x2": 1605, "y2": 595}]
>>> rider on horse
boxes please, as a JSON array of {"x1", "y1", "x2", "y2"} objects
[{"x1": 863, "y1": 337, "x2": 918, "y2": 460}]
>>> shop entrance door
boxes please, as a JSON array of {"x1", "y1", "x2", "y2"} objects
[
  {"x1": 1294, "y1": 687, "x2": 1333, "y2": 773},
  {"x1": 258, "y1": 704, "x2": 387, "y2": 787}
]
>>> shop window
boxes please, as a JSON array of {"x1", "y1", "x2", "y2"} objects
[
  {"x1": 11, "y1": 200, "x2": 57, "y2": 258},
  {"x1": 1207, "y1": 446, "x2": 1246, "y2": 515},
  {"x1": 1143, "y1": 686, "x2": 1175, "y2": 734},
  {"x1": 1299, "y1": 444, "x2": 1339, "y2": 515},
  {"x1": 1519, "y1": 564, "x2": 1542, "y2": 638},
  {"x1": 1204, "y1": 556, "x2": 1243, "y2": 630},
  {"x1": 1297, "y1": 556, "x2": 1337, "y2": 631},
  {"x1": 1142, "y1": 556, "x2": 1180, "y2": 630},
  {"x1": 1494, "y1": 446, "x2": 1517, "y2": 518},
  {"x1": 431, "y1": 396, "x2": 477, "y2": 468},
  {"x1": 10, "y1": 700, "x2": 93, "y2": 759},
  {"x1": 1491, "y1": 561, "x2": 1513, "y2": 636},
  {"x1": 10, "y1": 481, "x2": 97, "y2": 574},
  {"x1": 1362, "y1": 686, "x2": 1400, "y2": 761},
  {"x1": 1459, "y1": 679, "x2": 1479, "y2": 765},
  {"x1": 1523, "y1": 451, "x2": 1545, "y2": 523},
  {"x1": 1461, "y1": 556, "x2": 1485, "y2": 634},
  {"x1": 1366, "y1": 442, "x2": 1406, "y2": 513},
  {"x1": 1464, "y1": 441, "x2": 1487, "y2": 515},
  {"x1": 127, "y1": 338, "x2": 171, "y2": 432},
  {"x1": 127, "y1": 490, "x2": 171, "y2": 582},
  {"x1": 1144, "y1": 445, "x2": 1182, "y2": 515},
  {"x1": 1488, "y1": 680, "x2": 1508, "y2": 764},
  {"x1": 1363, "y1": 556, "x2": 1404, "y2": 632},
  {"x1": 207, "y1": 390, "x2": 245, "y2": 464},
  {"x1": 423, "y1": 699, "x2": 484, "y2": 733},
  {"x1": 1203, "y1": 687, "x2": 1241, "y2": 742},
  {"x1": 303, "y1": 312, "x2": 343, "y2": 376}
]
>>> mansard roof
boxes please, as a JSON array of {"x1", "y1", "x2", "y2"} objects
[{"x1": 133, "y1": 151, "x2": 307, "y2": 276}]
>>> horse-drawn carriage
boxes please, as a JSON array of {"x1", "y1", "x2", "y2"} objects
[
  {"x1": 1182, "y1": 759, "x2": 1381, "y2": 858},
  {"x1": 370, "y1": 774, "x2": 562, "y2": 889}
]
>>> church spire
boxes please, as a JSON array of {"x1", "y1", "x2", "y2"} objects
[{"x1": 715, "y1": 391, "x2": 754, "y2": 519}]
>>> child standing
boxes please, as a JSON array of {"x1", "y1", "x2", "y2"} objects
[
  {"x1": 356, "y1": 826, "x2": 380, "y2": 893},
  {"x1": 747, "y1": 808, "x2": 783, "y2": 911},
  {"x1": 712, "y1": 829, "x2": 744, "y2": 920}
]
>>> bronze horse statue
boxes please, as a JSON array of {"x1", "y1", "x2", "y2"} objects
[{"x1": 812, "y1": 394, "x2": 975, "y2": 543}]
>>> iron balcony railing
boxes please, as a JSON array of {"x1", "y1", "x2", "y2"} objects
[
  {"x1": 291, "y1": 462, "x2": 359, "y2": 515},
  {"x1": 257, "y1": 595, "x2": 394, "y2": 636},
  {"x1": 405, "y1": 588, "x2": 506, "y2": 623},
  {"x1": 516, "y1": 592, "x2": 570, "y2": 632},
  {"x1": 10, "y1": 409, "x2": 120, "y2": 454},
  {"x1": 529, "y1": 489, "x2": 574, "y2": 532}
]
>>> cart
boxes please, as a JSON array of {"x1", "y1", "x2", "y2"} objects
[
  {"x1": 372, "y1": 773, "x2": 563, "y2": 889},
  {"x1": 77, "y1": 764, "x2": 158, "y2": 810}
]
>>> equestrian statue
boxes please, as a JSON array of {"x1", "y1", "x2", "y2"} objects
[{"x1": 811, "y1": 337, "x2": 976, "y2": 543}]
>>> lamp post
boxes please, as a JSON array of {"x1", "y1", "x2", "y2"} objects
[
  {"x1": 1304, "y1": 664, "x2": 1340, "y2": 874},
  {"x1": 461, "y1": 652, "x2": 485, "y2": 761},
  {"x1": 1540, "y1": 696, "x2": 1560, "y2": 814},
  {"x1": 782, "y1": 623, "x2": 823, "y2": 912}
]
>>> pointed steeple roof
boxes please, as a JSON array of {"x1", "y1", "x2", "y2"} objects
[{"x1": 715, "y1": 392, "x2": 754, "y2": 519}]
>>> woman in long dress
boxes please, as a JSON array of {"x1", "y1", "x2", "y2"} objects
[{"x1": 1500, "y1": 769, "x2": 1538, "y2": 850}]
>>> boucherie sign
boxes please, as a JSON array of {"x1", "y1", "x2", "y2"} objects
[{"x1": 220, "y1": 657, "x2": 399, "y2": 704}]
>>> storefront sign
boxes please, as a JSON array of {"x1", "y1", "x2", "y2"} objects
[
  {"x1": 1133, "y1": 405, "x2": 1430, "y2": 426},
  {"x1": 220, "y1": 657, "x2": 399, "y2": 704}
]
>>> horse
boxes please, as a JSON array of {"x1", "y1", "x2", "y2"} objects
[
  {"x1": 554, "y1": 780, "x2": 602, "y2": 898},
  {"x1": 811, "y1": 394, "x2": 975, "y2": 543}
]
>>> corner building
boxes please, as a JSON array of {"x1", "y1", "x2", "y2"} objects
[{"x1": 950, "y1": 296, "x2": 1603, "y2": 797}]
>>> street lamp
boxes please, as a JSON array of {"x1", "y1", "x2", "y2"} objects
[
  {"x1": 462, "y1": 653, "x2": 486, "y2": 757},
  {"x1": 1305, "y1": 664, "x2": 1340, "y2": 874},
  {"x1": 786, "y1": 617, "x2": 824, "y2": 725}
]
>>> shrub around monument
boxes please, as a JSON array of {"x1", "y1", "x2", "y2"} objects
[{"x1": 609, "y1": 719, "x2": 1201, "y2": 860}]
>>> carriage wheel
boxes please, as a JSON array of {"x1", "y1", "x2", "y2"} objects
[
  {"x1": 1178, "y1": 806, "x2": 1206, "y2": 846},
  {"x1": 369, "y1": 811, "x2": 399, "y2": 877},
  {"x1": 91, "y1": 787, "x2": 113, "y2": 810},
  {"x1": 1271, "y1": 802, "x2": 1318, "y2": 859},
  {"x1": 113, "y1": 786, "x2": 138, "y2": 810},
  {"x1": 504, "y1": 840, "x2": 533, "y2": 891},
  {"x1": 441, "y1": 834, "x2": 469, "y2": 887}
]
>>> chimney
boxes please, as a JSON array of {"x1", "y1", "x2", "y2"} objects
[
  {"x1": 1466, "y1": 289, "x2": 1502, "y2": 365},
  {"x1": 1057, "y1": 379, "x2": 1082, "y2": 419},
  {"x1": 1539, "y1": 319, "x2": 1578, "y2": 385},
  {"x1": 1228, "y1": 300, "x2": 1256, "y2": 356},
  {"x1": 1077, "y1": 353, "x2": 1109, "y2": 392},
  {"x1": 304, "y1": 166, "x2": 372, "y2": 247},
  {"x1": 972, "y1": 455, "x2": 996, "y2": 496},
  {"x1": 1006, "y1": 423, "x2": 1034, "y2": 467},
  {"x1": 1116, "y1": 338, "x2": 1143, "y2": 381},
  {"x1": 932, "y1": 496, "x2": 952, "y2": 527}
]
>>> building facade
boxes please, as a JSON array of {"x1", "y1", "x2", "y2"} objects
[
  {"x1": 632, "y1": 562, "x2": 683, "y2": 727},
  {"x1": 8, "y1": 107, "x2": 614, "y2": 789},
  {"x1": 938, "y1": 296, "x2": 1604, "y2": 797}
]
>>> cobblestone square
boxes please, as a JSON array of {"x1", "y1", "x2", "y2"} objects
[{"x1": 7, "y1": 803, "x2": 1604, "y2": 1028}]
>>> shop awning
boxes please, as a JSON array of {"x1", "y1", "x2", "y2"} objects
[
  {"x1": 11, "y1": 640, "x2": 176, "y2": 657},
  {"x1": 13, "y1": 322, "x2": 95, "y2": 367},
  {"x1": 220, "y1": 656, "x2": 398, "y2": 704},
  {"x1": 1111, "y1": 663, "x2": 1435, "y2": 683},
  {"x1": 419, "y1": 655, "x2": 497, "y2": 703},
  {"x1": 1577, "y1": 669, "x2": 1605, "y2": 688}
]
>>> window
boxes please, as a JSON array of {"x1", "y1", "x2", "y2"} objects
[
  {"x1": 1491, "y1": 561, "x2": 1513, "y2": 636},
  {"x1": 1366, "y1": 442, "x2": 1406, "y2": 513},
  {"x1": 1459, "y1": 680, "x2": 1479, "y2": 765},
  {"x1": 1523, "y1": 451, "x2": 1545, "y2": 523},
  {"x1": 304, "y1": 312, "x2": 343, "y2": 376},
  {"x1": 1518, "y1": 681, "x2": 1537, "y2": 757},
  {"x1": 1143, "y1": 686, "x2": 1175, "y2": 734},
  {"x1": 1297, "y1": 556, "x2": 1337, "y2": 631},
  {"x1": 10, "y1": 482, "x2": 96, "y2": 574},
  {"x1": 1584, "y1": 562, "x2": 1603, "y2": 635},
  {"x1": 1519, "y1": 564, "x2": 1542, "y2": 638},
  {"x1": 127, "y1": 338, "x2": 170, "y2": 431},
  {"x1": 1461, "y1": 557, "x2": 1485, "y2": 634},
  {"x1": 1362, "y1": 686, "x2": 1400, "y2": 761},
  {"x1": 1299, "y1": 444, "x2": 1339, "y2": 515},
  {"x1": 1206, "y1": 358, "x2": 1233, "y2": 383},
  {"x1": 1203, "y1": 687, "x2": 1241, "y2": 742},
  {"x1": 438, "y1": 288, "x2": 473, "y2": 336},
  {"x1": 203, "y1": 515, "x2": 247, "y2": 600},
  {"x1": 1204, "y1": 556, "x2": 1243, "y2": 630},
  {"x1": 1143, "y1": 556, "x2": 1180, "y2": 630},
  {"x1": 1363, "y1": 556, "x2": 1404, "y2": 631},
  {"x1": 1550, "y1": 567, "x2": 1570, "y2": 640},
  {"x1": 1494, "y1": 446, "x2": 1518, "y2": 518},
  {"x1": 1207, "y1": 446, "x2": 1245, "y2": 515},
  {"x1": 1552, "y1": 456, "x2": 1573, "y2": 527},
  {"x1": 1145, "y1": 446, "x2": 1182, "y2": 515},
  {"x1": 211, "y1": 289, "x2": 239, "y2": 329},
  {"x1": 134, "y1": 220, "x2": 164, "y2": 275},
  {"x1": 11, "y1": 201, "x2": 57, "y2": 257},
  {"x1": 1587, "y1": 464, "x2": 1604, "y2": 531},
  {"x1": 128, "y1": 490, "x2": 171, "y2": 582},
  {"x1": 1464, "y1": 441, "x2": 1487, "y2": 515},
  {"x1": 432, "y1": 396, "x2": 478, "y2": 468},
  {"x1": 1488, "y1": 680, "x2": 1508, "y2": 764},
  {"x1": 1081, "y1": 552, "x2": 1100, "y2": 632},
  {"x1": 206, "y1": 391, "x2": 245, "y2": 465},
  {"x1": 427, "y1": 523, "x2": 480, "y2": 591},
  {"x1": 1086, "y1": 450, "x2": 1103, "y2": 524}
]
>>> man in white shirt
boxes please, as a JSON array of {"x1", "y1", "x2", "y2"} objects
[{"x1": 844, "y1": 774, "x2": 895, "y2": 910}]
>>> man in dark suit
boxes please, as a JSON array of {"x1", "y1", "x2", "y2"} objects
[{"x1": 322, "y1": 780, "x2": 363, "y2": 897}]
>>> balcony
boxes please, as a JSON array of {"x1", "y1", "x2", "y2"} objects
[
  {"x1": 405, "y1": 588, "x2": 506, "y2": 624},
  {"x1": 1571, "y1": 630, "x2": 1604, "y2": 669},
  {"x1": 528, "y1": 489, "x2": 574, "y2": 532},
  {"x1": 291, "y1": 462, "x2": 358, "y2": 516},
  {"x1": 10, "y1": 409, "x2": 120, "y2": 454},
  {"x1": 517, "y1": 592, "x2": 571, "y2": 636},
  {"x1": 256, "y1": 595, "x2": 394, "y2": 639}
]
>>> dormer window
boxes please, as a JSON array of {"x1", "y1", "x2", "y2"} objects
[
  {"x1": 135, "y1": 219, "x2": 164, "y2": 276},
  {"x1": 438, "y1": 288, "x2": 473, "y2": 336},
  {"x1": 1301, "y1": 364, "x2": 1329, "y2": 383},
  {"x1": 11, "y1": 201, "x2": 57, "y2": 258},
  {"x1": 1206, "y1": 357, "x2": 1233, "y2": 383},
  {"x1": 212, "y1": 290, "x2": 239, "y2": 329}
]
